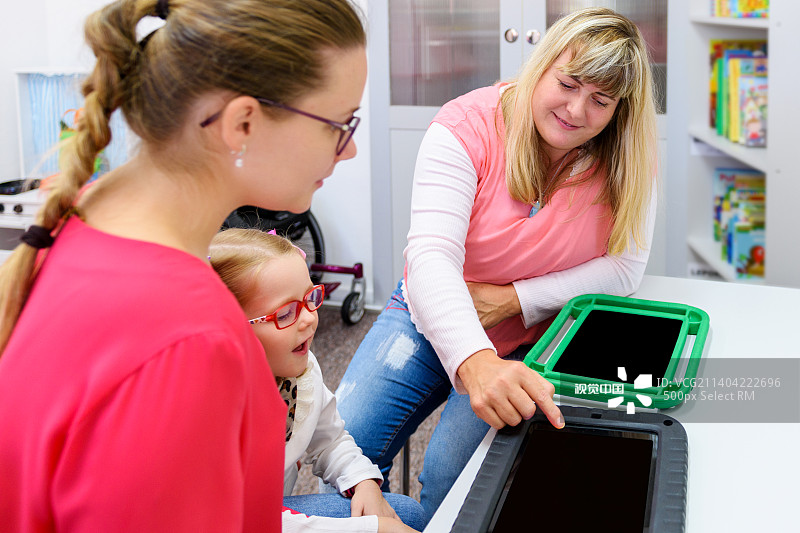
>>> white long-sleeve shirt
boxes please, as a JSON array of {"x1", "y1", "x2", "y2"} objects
[
  {"x1": 282, "y1": 353, "x2": 383, "y2": 532},
  {"x1": 404, "y1": 122, "x2": 657, "y2": 392}
]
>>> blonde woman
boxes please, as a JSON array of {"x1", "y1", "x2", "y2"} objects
[
  {"x1": 336, "y1": 7, "x2": 659, "y2": 524},
  {"x1": 0, "y1": 0, "x2": 366, "y2": 531}
]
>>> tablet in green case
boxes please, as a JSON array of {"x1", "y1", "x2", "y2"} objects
[{"x1": 523, "y1": 294, "x2": 710, "y2": 409}]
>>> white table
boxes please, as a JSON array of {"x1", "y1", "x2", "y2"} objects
[{"x1": 426, "y1": 275, "x2": 800, "y2": 532}]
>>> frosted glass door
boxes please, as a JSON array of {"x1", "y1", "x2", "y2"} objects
[
  {"x1": 543, "y1": 0, "x2": 668, "y2": 113},
  {"x1": 389, "y1": 1, "x2": 502, "y2": 107},
  {"x1": 388, "y1": 1, "x2": 667, "y2": 110}
]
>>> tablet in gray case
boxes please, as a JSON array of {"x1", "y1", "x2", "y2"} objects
[{"x1": 450, "y1": 406, "x2": 688, "y2": 533}]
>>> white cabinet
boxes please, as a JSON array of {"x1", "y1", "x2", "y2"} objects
[{"x1": 668, "y1": 1, "x2": 800, "y2": 288}]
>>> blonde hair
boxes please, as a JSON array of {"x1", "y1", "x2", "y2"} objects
[
  {"x1": 0, "y1": 0, "x2": 364, "y2": 354},
  {"x1": 500, "y1": 7, "x2": 658, "y2": 255},
  {"x1": 210, "y1": 228, "x2": 303, "y2": 309}
]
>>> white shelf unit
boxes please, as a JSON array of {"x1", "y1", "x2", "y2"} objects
[{"x1": 669, "y1": 1, "x2": 800, "y2": 288}]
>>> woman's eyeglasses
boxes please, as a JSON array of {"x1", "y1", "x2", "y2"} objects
[
  {"x1": 248, "y1": 284, "x2": 325, "y2": 329},
  {"x1": 200, "y1": 98, "x2": 360, "y2": 156}
]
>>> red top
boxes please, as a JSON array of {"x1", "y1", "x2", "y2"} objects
[{"x1": 0, "y1": 216, "x2": 284, "y2": 532}]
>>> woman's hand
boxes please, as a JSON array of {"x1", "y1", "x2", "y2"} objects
[
  {"x1": 466, "y1": 282, "x2": 522, "y2": 329},
  {"x1": 377, "y1": 517, "x2": 420, "y2": 533},
  {"x1": 350, "y1": 479, "x2": 400, "y2": 520},
  {"x1": 457, "y1": 349, "x2": 564, "y2": 430}
]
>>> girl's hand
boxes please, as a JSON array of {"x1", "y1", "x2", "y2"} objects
[
  {"x1": 466, "y1": 282, "x2": 521, "y2": 329},
  {"x1": 350, "y1": 479, "x2": 399, "y2": 520},
  {"x1": 377, "y1": 517, "x2": 420, "y2": 533}
]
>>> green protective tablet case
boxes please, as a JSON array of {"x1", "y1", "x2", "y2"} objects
[{"x1": 523, "y1": 294, "x2": 710, "y2": 409}]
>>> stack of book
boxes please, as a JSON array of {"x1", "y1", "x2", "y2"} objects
[
  {"x1": 709, "y1": 39, "x2": 768, "y2": 147},
  {"x1": 712, "y1": 0, "x2": 769, "y2": 18},
  {"x1": 713, "y1": 168, "x2": 765, "y2": 279}
]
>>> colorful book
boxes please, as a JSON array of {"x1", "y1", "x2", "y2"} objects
[
  {"x1": 727, "y1": 57, "x2": 746, "y2": 143},
  {"x1": 732, "y1": 223, "x2": 765, "y2": 279},
  {"x1": 712, "y1": 168, "x2": 764, "y2": 242},
  {"x1": 713, "y1": 169, "x2": 738, "y2": 241},
  {"x1": 739, "y1": 57, "x2": 767, "y2": 146},
  {"x1": 719, "y1": 48, "x2": 753, "y2": 137},
  {"x1": 718, "y1": 170, "x2": 765, "y2": 267},
  {"x1": 709, "y1": 40, "x2": 767, "y2": 133},
  {"x1": 737, "y1": 0, "x2": 769, "y2": 18},
  {"x1": 713, "y1": 0, "x2": 769, "y2": 17}
]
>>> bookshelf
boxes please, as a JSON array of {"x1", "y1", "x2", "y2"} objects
[{"x1": 668, "y1": 1, "x2": 800, "y2": 288}]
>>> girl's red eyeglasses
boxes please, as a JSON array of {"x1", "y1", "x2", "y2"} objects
[{"x1": 248, "y1": 285, "x2": 325, "y2": 329}]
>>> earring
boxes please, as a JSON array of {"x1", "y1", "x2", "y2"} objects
[{"x1": 233, "y1": 144, "x2": 246, "y2": 168}]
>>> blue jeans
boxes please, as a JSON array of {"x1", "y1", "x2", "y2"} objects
[
  {"x1": 336, "y1": 280, "x2": 499, "y2": 524},
  {"x1": 284, "y1": 493, "x2": 426, "y2": 531}
]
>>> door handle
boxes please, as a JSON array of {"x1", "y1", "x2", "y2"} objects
[{"x1": 526, "y1": 29, "x2": 541, "y2": 45}]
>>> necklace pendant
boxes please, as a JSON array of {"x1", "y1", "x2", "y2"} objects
[{"x1": 528, "y1": 201, "x2": 540, "y2": 218}]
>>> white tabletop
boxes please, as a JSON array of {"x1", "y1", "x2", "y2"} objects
[{"x1": 425, "y1": 275, "x2": 800, "y2": 532}]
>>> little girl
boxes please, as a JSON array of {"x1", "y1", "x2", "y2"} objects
[{"x1": 210, "y1": 228, "x2": 425, "y2": 533}]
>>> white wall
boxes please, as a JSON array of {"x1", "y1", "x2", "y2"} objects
[
  {"x1": 1, "y1": 0, "x2": 377, "y2": 305},
  {"x1": 1, "y1": 0, "x2": 49, "y2": 179},
  {"x1": 309, "y1": 0, "x2": 375, "y2": 307},
  {"x1": 44, "y1": 0, "x2": 105, "y2": 69}
]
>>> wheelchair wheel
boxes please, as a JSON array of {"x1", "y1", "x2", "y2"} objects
[
  {"x1": 341, "y1": 292, "x2": 365, "y2": 325},
  {"x1": 222, "y1": 207, "x2": 326, "y2": 284}
]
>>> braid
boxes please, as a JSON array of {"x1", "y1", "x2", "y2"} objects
[{"x1": 0, "y1": 0, "x2": 146, "y2": 355}]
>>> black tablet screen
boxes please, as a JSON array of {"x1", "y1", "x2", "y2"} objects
[
  {"x1": 551, "y1": 310, "x2": 683, "y2": 383},
  {"x1": 490, "y1": 423, "x2": 656, "y2": 533}
]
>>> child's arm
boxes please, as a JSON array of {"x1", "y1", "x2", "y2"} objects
[{"x1": 303, "y1": 357, "x2": 383, "y2": 495}]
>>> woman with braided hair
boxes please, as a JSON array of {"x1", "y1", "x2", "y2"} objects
[{"x1": 0, "y1": 0, "x2": 373, "y2": 531}]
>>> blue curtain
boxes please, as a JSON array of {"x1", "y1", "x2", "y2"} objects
[{"x1": 25, "y1": 73, "x2": 130, "y2": 177}]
